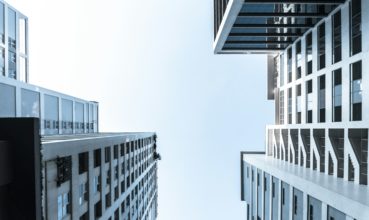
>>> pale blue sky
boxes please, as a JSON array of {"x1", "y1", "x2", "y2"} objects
[{"x1": 9, "y1": 0, "x2": 273, "y2": 219}]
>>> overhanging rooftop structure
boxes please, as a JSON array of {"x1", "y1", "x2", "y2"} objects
[{"x1": 213, "y1": 0, "x2": 345, "y2": 54}]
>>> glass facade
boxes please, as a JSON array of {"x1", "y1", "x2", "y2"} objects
[
  {"x1": 350, "y1": 0, "x2": 361, "y2": 56},
  {"x1": 318, "y1": 75, "x2": 325, "y2": 123},
  {"x1": 333, "y1": 69, "x2": 342, "y2": 122},
  {"x1": 350, "y1": 60, "x2": 362, "y2": 121},
  {"x1": 306, "y1": 32, "x2": 313, "y2": 75},
  {"x1": 317, "y1": 22, "x2": 325, "y2": 70},
  {"x1": 306, "y1": 80, "x2": 313, "y2": 123},
  {"x1": 332, "y1": 10, "x2": 341, "y2": 64}
]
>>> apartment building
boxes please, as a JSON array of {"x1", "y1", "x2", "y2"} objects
[
  {"x1": 214, "y1": 0, "x2": 369, "y2": 219},
  {"x1": 0, "y1": 1, "x2": 160, "y2": 219}
]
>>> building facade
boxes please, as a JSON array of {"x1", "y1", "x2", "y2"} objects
[
  {"x1": 214, "y1": 0, "x2": 369, "y2": 219},
  {"x1": 0, "y1": 1, "x2": 160, "y2": 220}
]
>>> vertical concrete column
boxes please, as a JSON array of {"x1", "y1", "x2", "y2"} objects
[
  {"x1": 288, "y1": 185, "x2": 293, "y2": 220},
  {"x1": 310, "y1": 129, "x2": 320, "y2": 172},
  {"x1": 277, "y1": 178, "x2": 282, "y2": 220},
  {"x1": 88, "y1": 150, "x2": 94, "y2": 220},
  {"x1": 101, "y1": 147, "x2": 106, "y2": 212},
  {"x1": 321, "y1": 202, "x2": 328, "y2": 220},
  {"x1": 58, "y1": 97, "x2": 62, "y2": 135},
  {"x1": 301, "y1": 74, "x2": 307, "y2": 124},
  {"x1": 298, "y1": 129, "x2": 307, "y2": 167},
  {"x1": 261, "y1": 171, "x2": 265, "y2": 220},
  {"x1": 344, "y1": 128, "x2": 360, "y2": 184},
  {"x1": 71, "y1": 154, "x2": 79, "y2": 220},
  {"x1": 302, "y1": 192, "x2": 308, "y2": 220},
  {"x1": 341, "y1": 59, "x2": 350, "y2": 123},
  {"x1": 324, "y1": 129, "x2": 330, "y2": 175},
  {"x1": 312, "y1": 71, "x2": 318, "y2": 124},
  {"x1": 72, "y1": 101, "x2": 75, "y2": 134}
]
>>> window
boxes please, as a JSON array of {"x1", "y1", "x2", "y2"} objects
[
  {"x1": 78, "y1": 183, "x2": 87, "y2": 205},
  {"x1": 309, "y1": 205, "x2": 314, "y2": 220},
  {"x1": 296, "y1": 41, "x2": 302, "y2": 79},
  {"x1": 288, "y1": 88, "x2": 292, "y2": 124},
  {"x1": 94, "y1": 149, "x2": 101, "y2": 167},
  {"x1": 280, "y1": 90, "x2": 285, "y2": 124},
  {"x1": 93, "y1": 176, "x2": 100, "y2": 193},
  {"x1": 79, "y1": 152, "x2": 88, "y2": 174},
  {"x1": 8, "y1": 51, "x2": 16, "y2": 79},
  {"x1": 333, "y1": 69, "x2": 342, "y2": 122},
  {"x1": 296, "y1": 85, "x2": 301, "y2": 124},
  {"x1": 319, "y1": 75, "x2": 326, "y2": 123},
  {"x1": 282, "y1": 188, "x2": 285, "y2": 205},
  {"x1": 351, "y1": 61, "x2": 362, "y2": 121},
  {"x1": 57, "y1": 192, "x2": 70, "y2": 220},
  {"x1": 294, "y1": 195, "x2": 297, "y2": 214},
  {"x1": 272, "y1": 182, "x2": 275, "y2": 198},
  {"x1": 306, "y1": 80, "x2": 313, "y2": 123},
  {"x1": 114, "y1": 145, "x2": 118, "y2": 159},
  {"x1": 350, "y1": 0, "x2": 361, "y2": 56},
  {"x1": 280, "y1": 54, "x2": 285, "y2": 87},
  {"x1": 0, "y1": 3, "x2": 4, "y2": 43},
  {"x1": 105, "y1": 192, "x2": 111, "y2": 208},
  {"x1": 287, "y1": 47, "x2": 292, "y2": 83},
  {"x1": 332, "y1": 10, "x2": 342, "y2": 63},
  {"x1": 306, "y1": 32, "x2": 313, "y2": 75},
  {"x1": 318, "y1": 23, "x2": 325, "y2": 70},
  {"x1": 105, "y1": 147, "x2": 111, "y2": 163}
]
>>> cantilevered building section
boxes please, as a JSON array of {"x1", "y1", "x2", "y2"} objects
[
  {"x1": 0, "y1": 1, "x2": 160, "y2": 219},
  {"x1": 214, "y1": 0, "x2": 369, "y2": 219}
]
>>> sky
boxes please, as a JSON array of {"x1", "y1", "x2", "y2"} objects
[{"x1": 8, "y1": 0, "x2": 273, "y2": 219}]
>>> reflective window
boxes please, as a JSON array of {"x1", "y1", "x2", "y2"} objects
[
  {"x1": 287, "y1": 48, "x2": 292, "y2": 83},
  {"x1": 318, "y1": 23, "x2": 325, "y2": 70},
  {"x1": 318, "y1": 75, "x2": 326, "y2": 123},
  {"x1": 306, "y1": 80, "x2": 313, "y2": 123},
  {"x1": 333, "y1": 69, "x2": 342, "y2": 122},
  {"x1": 280, "y1": 90, "x2": 284, "y2": 124},
  {"x1": 0, "y1": 3, "x2": 4, "y2": 43},
  {"x1": 8, "y1": 51, "x2": 16, "y2": 79},
  {"x1": 0, "y1": 47, "x2": 4, "y2": 76},
  {"x1": 350, "y1": 0, "x2": 361, "y2": 56},
  {"x1": 21, "y1": 89, "x2": 40, "y2": 117},
  {"x1": 57, "y1": 192, "x2": 70, "y2": 220},
  {"x1": 280, "y1": 54, "x2": 284, "y2": 87},
  {"x1": 0, "y1": 83, "x2": 16, "y2": 117},
  {"x1": 8, "y1": 8, "x2": 16, "y2": 49},
  {"x1": 44, "y1": 95, "x2": 59, "y2": 133},
  {"x1": 61, "y1": 99, "x2": 73, "y2": 133},
  {"x1": 296, "y1": 41, "x2": 302, "y2": 79},
  {"x1": 351, "y1": 61, "x2": 362, "y2": 121},
  {"x1": 306, "y1": 32, "x2": 313, "y2": 75},
  {"x1": 332, "y1": 10, "x2": 341, "y2": 63},
  {"x1": 296, "y1": 84, "x2": 301, "y2": 124}
]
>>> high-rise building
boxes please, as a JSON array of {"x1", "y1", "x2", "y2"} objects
[
  {"x1": 0, "y1": 1, "x2": 160, "y2": 220},
  {"x1": 214, "y1": 0, "x2": 369, "y2": 219}
]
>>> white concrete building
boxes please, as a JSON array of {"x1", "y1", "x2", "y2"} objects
[
  {"x1": 214, "y1": 0, "x2": 369, "y2": 219},
  {"x1": 0, "y1": 1, "x2": 160, "y2": 220}
]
